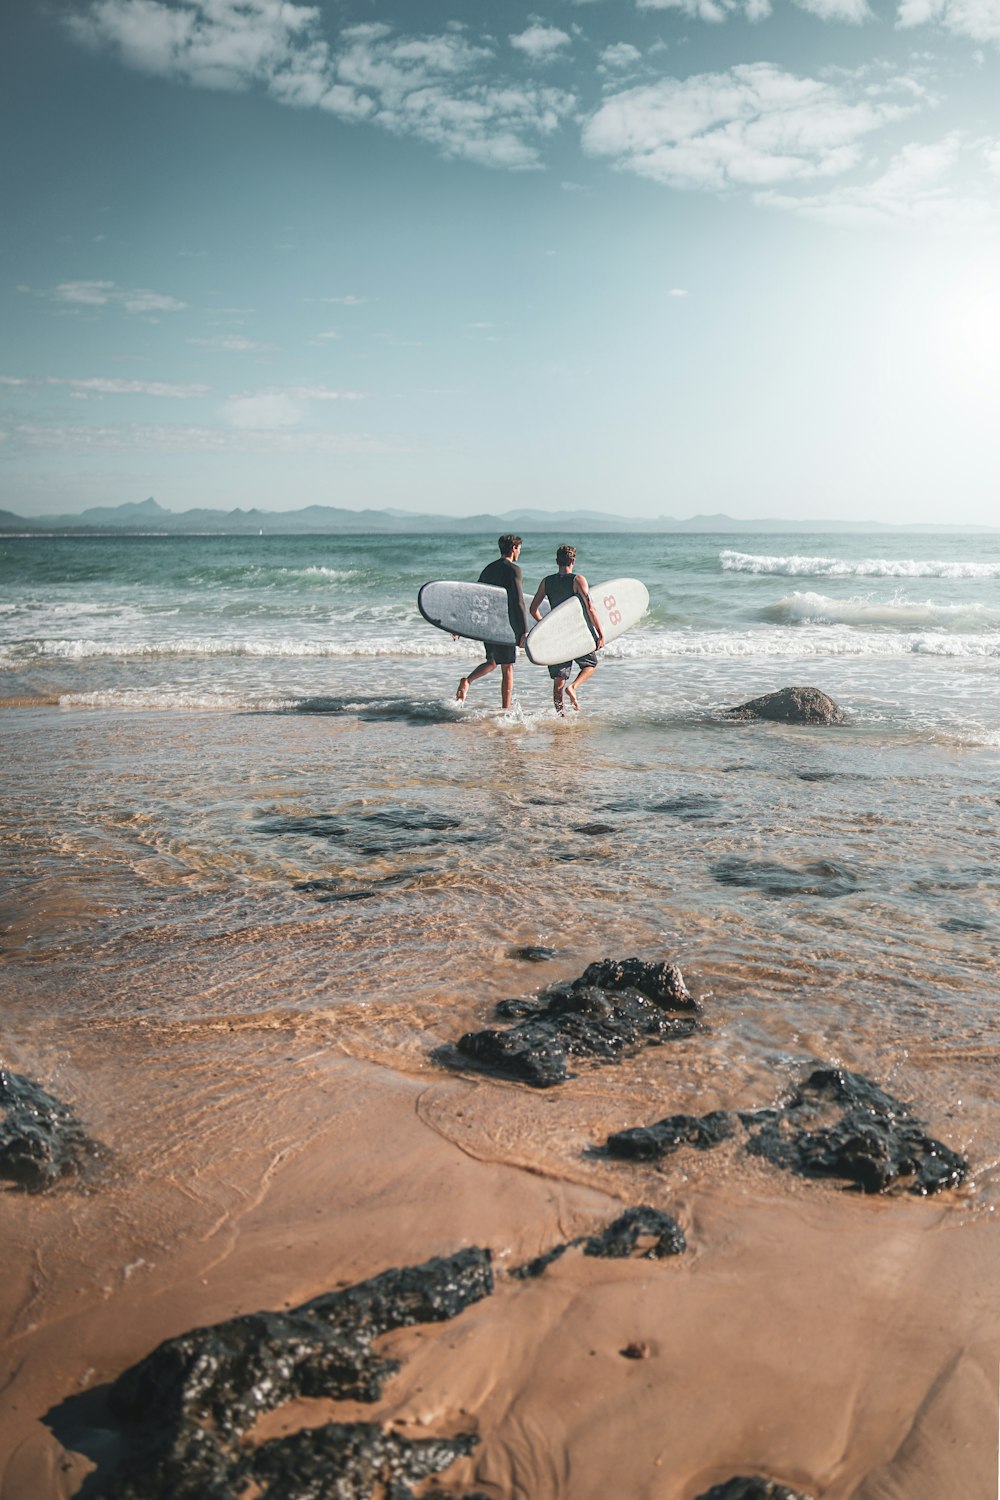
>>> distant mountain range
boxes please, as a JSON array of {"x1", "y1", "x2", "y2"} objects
[{"x1": 0, "y1": 497, "x2": 994, "y2": 535}]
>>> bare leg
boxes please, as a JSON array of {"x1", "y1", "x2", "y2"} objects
[
  {"x1": 500, "y1": 662, "x2": 514, "y2": 710},
  {"x1": 457, "y1": 660, "x2": 495, "y2": 701},
  {"x1": 566, "y1": 663, "x2": 596, "y2": 711},
  {"x1": 552, "y1": 677, "x2": 565, "y2": 714}
]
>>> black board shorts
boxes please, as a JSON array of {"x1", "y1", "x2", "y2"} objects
[
  {"x1": 484, "y1": 641, "x2": 517, "y2": 666},
  {"x1": 548, "y1": 651, "x2": 598, "y2": 680}
]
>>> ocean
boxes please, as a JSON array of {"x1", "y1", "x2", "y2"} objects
[
  {"x1": 3, "y1": 526, "x2": 999, "y2": 1494},
  {"x1": 3, "y1": 530, "x2": 1000, "y2": 1119}
]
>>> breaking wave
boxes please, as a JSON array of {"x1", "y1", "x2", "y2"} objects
[
  {"x1": 763, "y1": 591, "x2": 1000, "y2": 632},
  {"x1": 721, "y1": 550, "x2": 1000, "y2": 579}
]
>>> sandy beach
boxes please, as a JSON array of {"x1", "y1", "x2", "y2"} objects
[
  {"x1": 4, "y1": 526, "x2": 1000, "y2": 1497},
  {"x1": 2, "y1": 1024, "x2": 996, "y2": 1499}
]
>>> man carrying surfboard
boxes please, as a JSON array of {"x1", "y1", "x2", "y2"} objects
[
  {"x1": 455, "y1": 535, "x2": 531, "y2": 710},
  {"x1": 529, "y1": 545, "x2": 605, "y2": 714}
]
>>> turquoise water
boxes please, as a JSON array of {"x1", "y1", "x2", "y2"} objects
[
  {"x1": 2, "y1": 530, "x2": 1000, "y2": 743},
  {"x1": 2, "y1": 529, "x2": 999, "y2": 1213}
]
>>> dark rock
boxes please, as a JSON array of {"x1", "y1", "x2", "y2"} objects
[
  {"x1": 694, "y1": 1479, "x2": 814, "y2": 1500},
  {"x1": 724, "y1": 687, "x2": 845, "y2": 725},
  {"x1": 711, "y1": 857, "x2": 859, "y2": 899},
  {"x1": 621, "y1": 1341, "x2": 649, "y2": 1359},
  {"x1": 607, "y1": 1111, "x2": 737, "y2": 1162},
  {"x1": 582, "y1": 1205, "x2": 686, "y2": 1260},
  {"x1": 0, "y1": 1069, "x2": 105, "y2": 1193},
  {"x1": 603, "y1": 1068, "x2": 967, "y2": 1197},
  {"x1": 649, "y1": 794, "x2": 722, "y2": 820},
  {"x1": 95, "y1": 1249, "x2": 492, "y2": 1499},
  {"x1": 513, "y1": 1205, "x2": 686, "y2": 1279},
  {"x1": 251, "y1": 1423, "x2": 478, "y2": 1500},
  {"x1": 572, "y1": 822, "x2": 617, "y2": 835},
  {"x1": 577, "y1": 959, "x2": 697, "y2": 1012},
  {"x1": 508, "y1": 945, "x2": 558, "y2": 962},
  {"x1": 259, "y1": 806, "x2": 488, "y2": 859},
  {"x1": 449, "y1": 958, "x2": 699, "y2": 1088},
  {"x1": 745, "y1": 1068, "x2": 968, "y2": 1196}
]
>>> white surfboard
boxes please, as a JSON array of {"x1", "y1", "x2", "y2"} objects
[
  {"x1": 525, "y1": 577, "x2": 649, "y2": 666},
  {"x1": 418, "y1": 580, "x2": 517, "y2": 643}
]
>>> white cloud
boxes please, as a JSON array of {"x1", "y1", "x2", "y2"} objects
[
  {"x1": 318, "y1": 294, "x2": 369, "y2": 304},
  {"x1": 0, "y1": 376, "x2": 29, "y2": 386},
  {"x1": 600, "y1": 43, "x2": 643, "y2": 70},
  {"x1": 288, "y1": 386, "x2": 364, "y2": 400},
  {"x1": 48, "y1": 377, "x2": 208, "y2": 397},
  {"x1": 223, "y1": 392, "x2": 302, "y2": 428},
  {"x1": 509, "y1": 24, "x2": 572, "y2": 61},
  {"x1": 637, "y1": 0, "x2": 772, "y2": 22},
  {"x1": 669, "y1": 287, "x2": 690, "y2": 296},
  {"x1": 188, "y1": 334, "x2": 273, "y2": 351},
  {"x1": 797, "y1": 0, "x2": 872, "y2": 19},
  {"x1": 67, "y1": 0, "x2": 322, "y2": 91},
  {"x1": 582, "y1": 64, "x2": 914, "y2": 191},
  {"x1": 756, "y1": 134, "x2": 1000, "y2": 226},
  {"x1": 53, "y1": 279, "x2": 186, "y2": 313},
  {"x1": 67, "y1": 3, "x2": 576, "y2": 171},
  {"x1": 897, "y1": 0, "x2": 1000, "y2": 41},
  {"x1": 2, "y1": 421, "x2": 392, "y2": 454}
]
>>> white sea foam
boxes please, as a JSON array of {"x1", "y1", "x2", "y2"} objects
[
  {"x1": 765, "y1": 590, "x2": 1000, "y2": 632},
  {"x1": 58, "y1": 689, "x2": 298, "y2": 712},
  {"x1": 721, "y1": 550, "x2": 1000, "y2": 579}
]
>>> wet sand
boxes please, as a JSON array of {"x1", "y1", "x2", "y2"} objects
[
  {"x1": 1, "y1": 1015, "x2": 997, "y2": 1498},
  {"x1": 2, "y1": 702, "x2": 999, "y2": 1498}
]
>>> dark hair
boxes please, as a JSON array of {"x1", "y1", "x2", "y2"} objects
[
  {"x1": 498, "y1": 534, "x2": 522, "y2": 556},
  {"x1": 556, "y1": 545, "x2": 576, "y2": 567}
]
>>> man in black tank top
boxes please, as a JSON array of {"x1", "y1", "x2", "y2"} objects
[
  {"x1": 529, "y1": 545, "x2": 605, "y2": 714},
  {"x1": 455, "y1": 535, "x2": 530, "y2": 710}
]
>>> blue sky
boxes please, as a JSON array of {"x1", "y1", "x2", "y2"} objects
[{"x1": 2, "y1": 0, "x2": 999, "y2": 523}]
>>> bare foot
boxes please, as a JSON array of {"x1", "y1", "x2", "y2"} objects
[
  {"x1": 456, "y1": 677, "x2": 470, "y2": 703},
  {"x1": 565, "y1": 684, "x2": 579, "y2": 712}
]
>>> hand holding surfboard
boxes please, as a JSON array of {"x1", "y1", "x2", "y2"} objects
[{"x1": 418, "y1": 576, "x2": 649, "y2": 659}]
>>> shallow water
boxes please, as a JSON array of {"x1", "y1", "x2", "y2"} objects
[{"x1": 3, "y1": 530, "x2": 1000, "y2": 1216}]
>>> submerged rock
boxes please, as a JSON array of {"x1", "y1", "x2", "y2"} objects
[
  {"x1": 445, "y1": 958, "x2": 699, "y2": 1088},
  {"x1": 94, "y1": 1248, "x2": 492, "y2": 1499},
  {"x1": 513, "y1": 1205, "x2": 687, "y2": 1278},
  {"x1": 604, "y1": 1067, "x2": 967, "y2": 1197},
  {"x1": 694, "y1": 1479, "x2": 814, "y2": 1500},
  {"x1": 607, "y1": 1111, "x2": 736, "y2": 1162},
  {"x1": 711, "y1": 857, "x2": 859, "y2": 899},
  {"x1": 0, "y1": 1068, "x2": 105, "y2": 1193},
  {"x1": 724, "y1": 687, "x2": 845, "y2": 726}
]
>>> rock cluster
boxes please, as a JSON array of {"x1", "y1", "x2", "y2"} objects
[
  {"x1": 606, "y1": 1067, "x2": 968, "y2": 1196},
  {"x1": 443, "y1": 958, "x2": 700, "y2": 1088},
  {"x1": 94, "y1": 1249, "x2": 493, "y2": 1499}
]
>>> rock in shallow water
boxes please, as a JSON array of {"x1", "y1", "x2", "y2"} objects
[
  {"x1": 606, "y1": 1067, "x2": 967, "y2": 1197},
  {"x1": 442, "y1": 958, "x2": 699, "y2": 1088},
  {"x1": 89, "y1": 1248, "x2": 493, "y2": 1499},
  {"x1": 0, "y1": 1068, "x2": 105, "y2": 1193},
  {"x1": 724, "y1": 686, "x2": 845, "y2": 725}
]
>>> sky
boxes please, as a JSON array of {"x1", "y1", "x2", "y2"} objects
[{"x1": 2, "y1": 0, "x2": 999, "y2": 524}]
